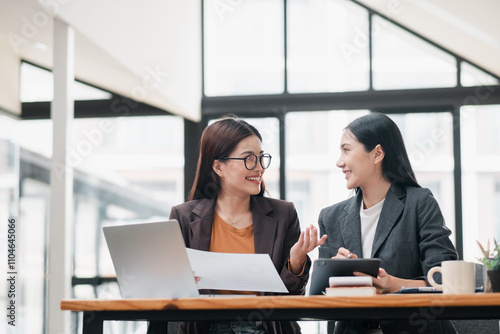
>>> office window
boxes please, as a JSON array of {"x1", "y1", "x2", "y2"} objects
[
  {"x1": 287, "y1": 0, "x2": 369, "y2": 93},
  {"x1": 70, "y1": 115, "x2": 184, "y2": 332},
  {"x1": 285, "y1": 110, "x2": 366, "y2": 334},
  {"x1": 372, "y1": 15, "x2": 457, "y2": 90},
  {"x1": 0, "y1": 116, "x2": 19, "y2": 206},
  {"x1": 15, "y1": 119, "x2": 53, "y2": 158},
  {"x1": 0, "y1": 116, "x2": 22, "y2": 334},
  {"x1": 461, "y1": 105, "x2": 500, "y2": 261},
  {"x1": 71, "y1": 116, "x2": 184, "y2": 283},
  {"x1": 20, "y1": 62, "x2": 112, "y2": 102},
  {"x1": 286, "y1": 111, "x2": 455, "y2": 249},
  {"x1": 18, "y1": 178, "x2": 48, "y2": 333},
  {"x1": 461, "y1": 62, "x2": 500, "y2": 87},
  {"x1": 386, "y1": 113, "x2": 455, "y2": 240},
  {"x1": 0, "y1": 116, "x2": 52, "y2": 334},
  {"x1": 0, "y1": 113, "x2": 184, "y2": 333},
  {"x1": 204, "y1": 0, "x2": 284, "y2": 96},
  {"x1": 496, "y1": 183, "x2": 500, "y2": 238},
  {"x1": 285, "y1": 110, "x2": 368, "y2": 238}
]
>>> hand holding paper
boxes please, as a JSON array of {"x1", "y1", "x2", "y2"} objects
[{"x1": 186, "y1": 248, "x2": 288, "y2": 293}]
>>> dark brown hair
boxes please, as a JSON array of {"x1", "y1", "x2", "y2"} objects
[{"x1": 188, "y1": 115, "x2": 266, "y2": 200}]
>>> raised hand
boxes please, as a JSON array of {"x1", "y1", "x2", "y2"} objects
[{"x1": 289, "y1": 224, "x2": 327, "y2": 274}]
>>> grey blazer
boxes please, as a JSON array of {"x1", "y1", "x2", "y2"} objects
[
  {"x1": 170, "y1": 195, "x2": 310, "y2": 334},
  {"x1": 318, "y1": 183, "x2": 458, "y2": 334}
]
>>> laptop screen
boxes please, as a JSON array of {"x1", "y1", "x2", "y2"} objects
[{"x1": 103, "y1": 220, "x2": 199, "y2": 298}]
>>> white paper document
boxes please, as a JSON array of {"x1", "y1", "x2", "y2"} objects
[{"x1": 186, "y1": 248, "x2": 288, "y2": 293}]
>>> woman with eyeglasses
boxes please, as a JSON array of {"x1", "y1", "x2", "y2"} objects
[{"x1": 170, "y1": 115, "x2": 326, "y2": 334}]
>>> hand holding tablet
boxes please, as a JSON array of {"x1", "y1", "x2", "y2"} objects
[{"x1": 308, "y1": 258, "x2": 381, "y2": 295}]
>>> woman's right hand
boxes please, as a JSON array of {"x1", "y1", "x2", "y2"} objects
[
  {"x1": 289, "y1": 225, "x2": 327, "y2": 274},
  {"x1": 334, "y1": 247, "x2": 358, "y2": 259}
]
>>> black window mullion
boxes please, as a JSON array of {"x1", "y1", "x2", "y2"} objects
[
  {"x1": 283, "y1": 0, "x2": 288, "y2": 94},
  {"x1": 368, "y1": 11, "x2": 374, "y2": 91},
  {"x1": 278, "y1": 111, "x2": 286, "y2": 200},
  {"x1": 452, "y1": 107, "x2": 464, "y2": 259},
  {"x1": 456, "y1": 57, "x2": 462, "y2": 88}
]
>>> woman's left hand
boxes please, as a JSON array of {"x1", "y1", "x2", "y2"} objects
[
  {"x1": 354, "y1": 268, "x2": 426, "y2": 294},
  {"x1": 354, "y1": 268, "x2": 394, "y2": 294},
  {"x1": 376, "y1": 268, "x2": 394, "y2": 294},
  {"x1": 289, "y1": 224, "x2": 327, "y2": 274}
]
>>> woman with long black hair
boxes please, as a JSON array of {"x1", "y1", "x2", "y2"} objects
[{"x1": 319, "y1": 112, "x2": 458, "y2": 334}]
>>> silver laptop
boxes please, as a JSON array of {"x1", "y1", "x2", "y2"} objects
[{"x1": 103, "y1": 220, "x2": 200, "y2": 298}]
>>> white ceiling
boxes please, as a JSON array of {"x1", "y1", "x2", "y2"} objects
[
  {"x1": 1, "y1": 0, "x2": 499, "y2": 121},
  {"x1": 356, "y1": 0, "x2": 500, "y2": 77},
  {"x1": 0, "y1": 0, "x2": 202, "y2": 121}
]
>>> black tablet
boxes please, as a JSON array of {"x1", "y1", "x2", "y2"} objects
[{"x1": 308, "y1": 258, "x2": 381, "y2": 295}]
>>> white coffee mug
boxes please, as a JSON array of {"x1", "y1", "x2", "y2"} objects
[{"x1": 427, "y1": 260, "x2": 475, "y2": 294}]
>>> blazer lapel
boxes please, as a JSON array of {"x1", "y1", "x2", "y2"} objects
[
  {"x1": 340, "y1": 193, "x2": 363, "y2": 257},
  {"x1": 189, "y1": 198, "x2": 216, "y2": 251},
  {"x1": 371, "y1": 184, "x2": 405, "y2": 257},
  {"x1": 251, "y1": 197, "x2": 278, "y2": 257}
]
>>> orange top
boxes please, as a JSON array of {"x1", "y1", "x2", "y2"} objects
[
  {"x1": 210, "y1": 212, "x2": 257, "y2": 295},
  {"x1": 210, "y1": 212, "x2": 255, "y2": 253}
]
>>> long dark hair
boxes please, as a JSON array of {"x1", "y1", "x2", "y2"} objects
[
  {"x1": 346, "y1": 112, "x2": 420, "y2": 189},
  {"x1": 188, "y1": 115, "x2": 266, "y2": 200}
]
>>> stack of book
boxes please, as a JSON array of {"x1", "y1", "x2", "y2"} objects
[{"x1": 324, "y1": 276, "x2": 376, "y2": 296}]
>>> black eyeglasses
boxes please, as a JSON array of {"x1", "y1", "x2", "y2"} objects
[{"x1": 218, "y1": 153, "x2": 272, "y2": 170}]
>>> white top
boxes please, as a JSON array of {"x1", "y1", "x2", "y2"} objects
[{"x1": 360, "y1": 198, "x2": 385, "y2": 259}]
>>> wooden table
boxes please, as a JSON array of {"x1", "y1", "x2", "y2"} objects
[{"x1": 61, "y1": 293, "x2": 500, "y2": 334}]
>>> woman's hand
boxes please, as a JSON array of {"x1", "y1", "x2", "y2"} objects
[
  {"x1": 354, "y1": 268, "x2": 427, "y2": 294},
  {"x1": 354, "y1": 268, "x2": 394, "y2": 294},
  {"x1": 334, "y1": 247, "x2": 358, "y2": 259},
  {"x1": 289, "y1": 224, "x2": 327, "y2": 274}
]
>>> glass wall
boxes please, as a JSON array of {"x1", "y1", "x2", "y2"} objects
[
  {"x1": 0, "y1": 115, "x2": 21, "y2": 334},
  {"x1": 372, "y1": 15, "x2": 457, "y2": 90},
  {"x1": 284, "y1": 110, "x2": 454, "y2": 333},
  {"x1": 285, "y1": 111, "x2": 455, "y2": 252},
  {"x1": 0, "y1": 114, "x2": 177, "y2": 333},
  {"x1": 2, "y1": 1, "x2": 499, "y2": 333},
  {"x1": 387, "y1": 112, "x2": 455, "y2": 239},
  {"x1": 202, "y1": 1, "x2": 500, "y2": 305},
  {"x1": 285, "y1": 110, "x2": 367, "y2": 232},
  {"x1": 70, "y1": 115, "x2": 184, "y2": 332},
  {"x1": 204, "y1": 0, "x2": 285, "y2": 96},
  {"x1": 0, "y1": 117, "x2": 52, "y2": 334},
  {"x1": 461, "y1": 104, "x2": 500, "y2": 261},
  {"x1": 20, "y1": 62, "x2": 112, "y2": 102},
  {"x1": 0, "y1": 113, "x2": 184, "y2": 334},
  {"x1": 287, "y1": 0, "x2": 369, "y2": 93},
  {"x1": 461, "y1": 62, "x2": 500, "y2": 87}
]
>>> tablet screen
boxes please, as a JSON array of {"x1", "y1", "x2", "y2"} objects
[{"x1": 308, "y1": 258, "x2": 381, "y2": 295}]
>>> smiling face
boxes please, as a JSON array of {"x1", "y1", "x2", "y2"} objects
[
  {"x1": 336, "y1": 130, "x2": 382, "y2": 191},
  {"x1": 213, "y1": 135, "x2": 265, "y2": 198}
]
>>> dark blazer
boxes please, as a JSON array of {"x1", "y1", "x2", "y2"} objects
[
  {"x1": 318, "y1": 183, "x2": 458, "y2": 334},
  {"x1": 170, "y1": 195, "x2": 311, "y2": 334}
]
